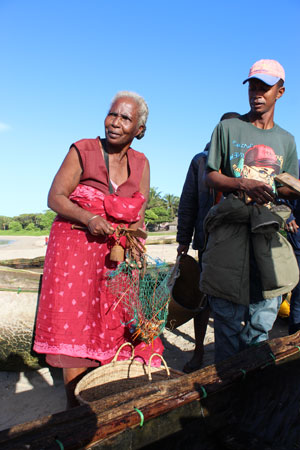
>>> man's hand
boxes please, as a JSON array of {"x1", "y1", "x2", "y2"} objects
[
  {"x1": 177, "y1": 244, "x2": 189, "y2": 256},
  {"x1": 285, "y1": 219, "x2": 299, "y2": 234},
  {"x1": 206, "y1": 170, "x2": 276, "y2": 205},
  {"x1": 239, "y1": 179, "x2": 275, "y2": 205}
]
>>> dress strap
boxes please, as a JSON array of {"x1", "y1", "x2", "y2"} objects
[{"x1": 101, "y1": 139, "x2": 114, "y2": 194}]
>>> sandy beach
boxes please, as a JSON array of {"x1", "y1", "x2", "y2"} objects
[{"x1": 0, "y1": 236, "x2": 288, "y2": 432}]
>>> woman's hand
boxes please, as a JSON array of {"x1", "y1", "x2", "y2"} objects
[{"x1": 87, "y1": 215, "x2": 114, "y2": 236}]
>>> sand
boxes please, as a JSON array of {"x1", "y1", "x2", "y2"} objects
[{"x1": 0, "y1": 236, "x2": 288, "y2": 432}]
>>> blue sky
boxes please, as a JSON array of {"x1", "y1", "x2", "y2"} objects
[{"x1": 1, "y1": 0, "x2": 300, "y2": 217}]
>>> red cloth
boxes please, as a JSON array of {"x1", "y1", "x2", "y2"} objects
[{"x1": 34, "y1": 184, "x2": 164, "y2": 366}]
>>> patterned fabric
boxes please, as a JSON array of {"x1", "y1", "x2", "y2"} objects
[{"x1": 34, "y1": 184, "x2": 163, "y2": 366}]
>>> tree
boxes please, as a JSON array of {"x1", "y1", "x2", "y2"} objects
[
  {"x1": 150, "y1": 207, "x2": 171, "y2": 224},
  {"x1": 145, "y1": 209, "x2": 159, "y2": 224},
  {"x1": 0, "y1": 216, "x2": 11, "y2": 230},
  {"x1": 17, "y1": 214, "x2": 39, "y2": 229},
  {"x1": 8, "y1": 221, "x2": 22, "y2": 232},
  {"x1": 36, "y1": 210, "x2": 56, "y2": 230},
  {"x1": 147, "y1": 187, "x2": 164, "y2": 209},
  {"x1": 163, "y1": 194, "x2": 180, "y2": 219},
  {"x1": 25, "y1": 223, "x2": 38, "y2": 231}
]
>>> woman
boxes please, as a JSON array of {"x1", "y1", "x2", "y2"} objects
[{"x1": 34, "y1": 91, "x2": 163, "y2": 407}]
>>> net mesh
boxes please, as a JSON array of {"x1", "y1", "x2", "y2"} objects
[{"x1": 106, "y1": 255, "x2": 171, "y2": 344}]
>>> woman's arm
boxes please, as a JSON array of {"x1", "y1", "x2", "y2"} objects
[{"x1": 48, "y1": 147, "x2": 114, "y2": 235}]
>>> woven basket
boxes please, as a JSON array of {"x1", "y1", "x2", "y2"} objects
[{"x1": 75, "y1": 342, "x2": 182, "y2": 405}]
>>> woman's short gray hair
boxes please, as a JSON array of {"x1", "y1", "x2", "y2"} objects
[{"x1": 110, "y1": 91, "x2": 149, "y2": 139}]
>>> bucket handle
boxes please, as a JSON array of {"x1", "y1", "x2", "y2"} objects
[
  {"x1": 148, "y1": 353, "x2": 170, "y2": 381},
  {"x1": 112, "y1": 342, "x2": 135, "y2": 362}
]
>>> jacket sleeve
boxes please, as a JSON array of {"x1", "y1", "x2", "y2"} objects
[{"x1": 176, "y1": 156, "x2": 199, "y2": 245}]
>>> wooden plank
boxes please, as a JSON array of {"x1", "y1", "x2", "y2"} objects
[
  {"x1": 1, "y1": 332, "x2": 300, "y2": 449},
  {"x1": 275, "y1": 172, "x2": 300, "y2": 194}
]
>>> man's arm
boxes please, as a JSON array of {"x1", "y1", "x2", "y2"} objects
[
  {"x1": 176, "y1": 157, "x2": 199, "y2": 254},
  {"x1": 277, "y1": 186, "x2": 300, "y2": 200},
  {"x1": 206, "y1": 170, "x2": 275, "y2": 205}
]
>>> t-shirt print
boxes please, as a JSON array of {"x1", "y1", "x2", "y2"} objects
[{"x1": 232, "y1": 144, "x2": 282, "y2": 193}]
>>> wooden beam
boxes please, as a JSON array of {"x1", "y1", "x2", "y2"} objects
[{"x1": 1, "y1": 332, "x2": 300, "y2": 449}]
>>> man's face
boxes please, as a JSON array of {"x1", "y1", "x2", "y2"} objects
[
  {"x1": 242, "y1": 164, "x2": 276, "y2": 187},
  {"x1": 248, "y1": 79, "x2": 285, "y2": 116}
]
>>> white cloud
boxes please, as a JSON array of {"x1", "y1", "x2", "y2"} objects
[{"x1": 0, "y1": 122, "x2": 11, "y2": 132}]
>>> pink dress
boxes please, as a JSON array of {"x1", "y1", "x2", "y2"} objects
[{"x1": 33, "y1": 139, "x2": 163, "y2": 366}]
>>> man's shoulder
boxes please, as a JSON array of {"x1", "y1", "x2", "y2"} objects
[
  {"x1": 219, "y1": 115, "x2": 247, "y2": 130},
  {"x1": 273, "y1": 123, "x2": 296, "y2": 142},
  {"x1": 192, "y1": 151, "x2": 207, "y2": 163},
  {"x1": 191, "y1": 144, "x2": 210, "y2": 164}
]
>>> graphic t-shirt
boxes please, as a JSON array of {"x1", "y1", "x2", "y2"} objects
[{"x1": 207, "y1": 115, "x2": 298, "y2": 193}]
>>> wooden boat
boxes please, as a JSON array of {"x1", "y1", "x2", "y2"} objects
[
  {"x1": 0, "y1": 264, "x2": 44, "y2": 370},
  {"x1": 1, "y1": 332, "x2": 300, "y2": 449}
]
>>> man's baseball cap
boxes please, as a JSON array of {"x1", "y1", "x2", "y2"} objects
[{"x1": 243, "y1": 59, "x2": 285, "y2": 86}]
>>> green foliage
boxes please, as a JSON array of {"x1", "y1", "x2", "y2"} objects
[
  {"x1": 0, "y1": 209, "x2": 56, "y2": 235},
  {"x1": 148, "y1": 187, "x2": 164, "y2": 209},
  {"x1": 16, "y1": 214, "x2": 39, "y2": 229},
  {"x1": 151, "y1": 207, "x2": 171, "y2": 223},
  {"x1": 25, "y1": 223, "x2": 38, "y2": 231},
  {"x1": 0, "y1": 216, "x2": 11, "y2": 230},
  {"x1": 162, "y1": 193, "x2": 180, "y2": 219},
  {"x1": 8, "y1": 220, "x2": 22, "y2": 232},
  {"x1": 144, "y1": 209, "x2": 159, "y2": 224},
  {"x1": 36, "y1": 210, "x2": 56, "y2": 230},
  {"x1": 145, "y1": 187, "x2": 180, "y2": 229}
]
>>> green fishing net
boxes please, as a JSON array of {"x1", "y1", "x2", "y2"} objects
[{"x1": 106, "y1": 256, "x2": 171, "y2": 344}]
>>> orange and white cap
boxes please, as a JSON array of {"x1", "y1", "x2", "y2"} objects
[{"x1": 243, "y1": 59, "x2": 285, "y2": 86}]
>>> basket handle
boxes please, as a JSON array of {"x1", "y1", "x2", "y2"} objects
[
  {"x1": 112, "y1": 342, "x2": 135, "y2": 363},
  {"x1": 148, "y1": 353, "x2": 170, "y2": 381}
]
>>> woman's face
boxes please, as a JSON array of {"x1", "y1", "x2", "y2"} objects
[{"x1": 105, "y1": 97, "x2": 143, "y2": 147}]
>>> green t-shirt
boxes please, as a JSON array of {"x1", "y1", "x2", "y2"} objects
[{"x1": 207, "y1": 115, "x2": 298, "y2": 193}]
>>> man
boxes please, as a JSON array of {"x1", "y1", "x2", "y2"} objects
[
  {"x1": 202, "y1": 59, "x2": 299, "y2": 363},
  {"x1": 177, "y1": 112, "x2": 240, "y2": 372}
]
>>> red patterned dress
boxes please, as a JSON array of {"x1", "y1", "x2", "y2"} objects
[{"x1": 33, "y1": 138, "x2": 163, "y2": 366}]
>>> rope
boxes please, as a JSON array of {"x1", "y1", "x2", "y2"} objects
[
  {"x1": 0, "y1": 286, "x2": 39, "y2": 293},
  {"x1": 134, "y1": 407, "x2": 144, "y2": 427},
  {"x1": 239, "y1": 368, "x2": 246, "y2": 379},
  {"x1": 55, "y1": 439, "x2": 64, "y2": 450},
  {"x1": 269, "y1": 352, "x2": 276, "y2": 361},
  {"x1": 200, "y1": 386, "x2": 207, "y2": 399}
]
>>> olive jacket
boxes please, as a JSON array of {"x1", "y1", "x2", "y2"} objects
[{"x1": 200, "y1": 195, "x2": 299, "y2": 306}]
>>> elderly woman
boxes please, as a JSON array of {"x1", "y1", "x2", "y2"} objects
[{"x1": 34, "y1": 91, "x2": 163, "y2": 407}]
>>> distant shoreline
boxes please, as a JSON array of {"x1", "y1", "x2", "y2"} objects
[{"x1": 0, "y1": 239, "x2": 14, "y2": 247}]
